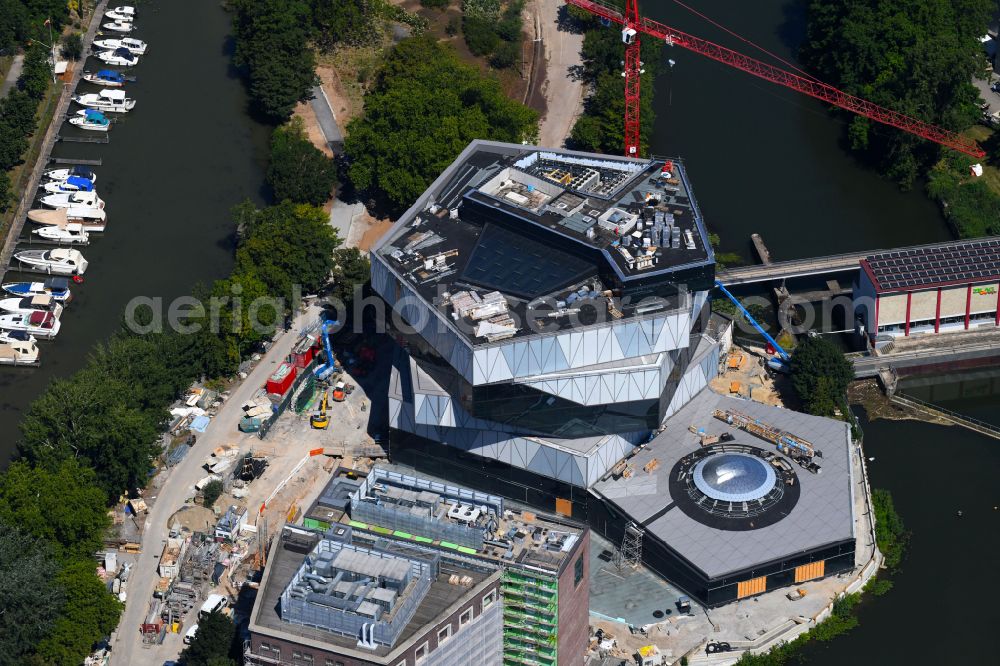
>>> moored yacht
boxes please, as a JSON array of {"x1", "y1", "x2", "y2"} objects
[
  {"x1": 28, "y1": 207, "x2": 107, "y2": 233},
  {"x1": 73, "y1": 89, "x2": 136, "y2": 113},
  {"x1": 82, "y1": 69, "x2": 126, "y2": 86},
  {"x1": 2, "y1": 278, "x2": 72, "y2": 302},
  {"x1": 0, "y1": 311, "x2": 61, "y2": 339},
  {"x1": 0, "y1": 331, "x2": 40, "y2": 365},
  {"x1": 69, "y1": 109, "x2": 111, "y2": 131},
  {"x1": 33, "y1": 223, "x2": 90, "y2": 245},
  {"x1": 42, "y1": 176, "x2": 96, "y2": 193},
  {"x1": 96, "y1": 47, "x2": 138, "y2": 66},
  {"x1": 0, "y1": 294, "x2": 64, "y2": 318},
  {"x1": 93, "y1": 37, "x2": 146, "y2": 55},
  {"x1": 13, "y1": 248, "x2": 88, "y2": 276},
  {"x1": 102, "y1": 20, "x2": 133, "y2": 33},
  {"x1": 106, "y1": 6, "x2": 136, "y2": 21},
  {"x1": 39, "y1": 189, "x2": 104, "y2": 210},
  {"x1": 44, "y1": 165, "x2": 96, "y2": 183}
]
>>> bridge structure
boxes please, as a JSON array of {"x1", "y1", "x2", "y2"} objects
[{"x1": 716, "y1": 235, "x2": 1000, "y2": 286}]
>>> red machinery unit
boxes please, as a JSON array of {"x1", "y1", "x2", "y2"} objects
[{"x1": 266, "y1": 362, "x2": 297, "y2": 396}]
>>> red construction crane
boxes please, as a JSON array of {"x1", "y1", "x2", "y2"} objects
[{"x1": 565, "y1": 0, "x2": 985, "y2": 159}]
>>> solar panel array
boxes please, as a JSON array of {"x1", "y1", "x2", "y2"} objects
[{"x1": 864, "y1": 239, "x2": 1000, "y2": 291}]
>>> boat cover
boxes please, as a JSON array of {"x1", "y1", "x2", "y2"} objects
[
  {"x1": 44, "y1": 277, "x2": 70, "y2": 290},
  {"x1": 4, "y1": 330, "x2": 31, "y2": 341},
  {"x1": 66, "y1": 176, "x2": 94, "y2": 191},
  {"x1": 28, "y1": 311, "x2": 53, "y2": 326},
  {"x1": 69, "y1": 166, "x2": 95, "y2": 179},
  {"x1": 113, "y1": 47, "x2": 134, "y2": 60},
  {"x1": 97, "y1": 69, "x2": 124, "y2": 81}
]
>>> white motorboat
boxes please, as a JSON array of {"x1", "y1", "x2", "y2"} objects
[
  {"x1": 0, "y1": 331, "x2": 40, "y2": 365},
  {"x1": 93, "y1": 37, "x2": 146, "y2": 55},
  {"x1": 40, "y1": 190, "x2": 104, "y2": 210},
  {"x1": 106, "y1": 6, "x2": 136, "y2": 21},
  {"x1": 44, "y1": 165, "x2": 96, "y2": 183},
  {"x1": 33, "y1": 223, "x2": 90, "y2": 245},
  {"x1": 0, "y1": 311, "x2": 61, "y2": 339},
  {"x1": 28, "y1": 208, "x2": 107, "y2": 233},
  {"x1": 73, "y1": 89, "x2": 136, "y2": 113},
  {"x1": 69, "y1": 109, "x2": 111, "y2": 131},
  {"x1": 43, "y1": 176, "x2": 96, "y2": 193},
  {"x1": 0, "y1": 294, "x2": 64, "y2": 318},
  {"x1": 2, "y1": 278, "x2": 72, "y2": 302},
  {"x1": 102, "y1": 20, "x2": 134, "y2": 33},
  {"x1": 82, "y1": 69, "x2": 126, "y2": 87},
  {"x1": 13, "y1": 248, "x2": 88, "y2": 276},
  {"x1": 96, "y1": 47, "x2": 138, "y2": 67}
]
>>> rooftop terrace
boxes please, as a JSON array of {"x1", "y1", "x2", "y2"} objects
[
  {"x1": 348, "y1": 465, "x2": 584, "y2": 575},
  {"x1": 375, "y1": 142, "x2": 713, "y2": 345}
]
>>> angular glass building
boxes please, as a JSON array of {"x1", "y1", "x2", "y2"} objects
[{"x1": 372, "y1": 141, "x2": 721, "y2": 490}]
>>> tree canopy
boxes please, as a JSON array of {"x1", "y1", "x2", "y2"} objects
[
  {"x1": 180, "y1": 610, "x2": 237, "y2": 666},
  {"x1": 0, "y1": 525, "x2": 64, "y2": 664},
  {"x1": 267, "y1": 117, "x2": 337, "y2": 205},
  {"x1": 231, "y1": 0, "x2": 318, "y2": 122},
  {"x1": 344, "y1": 35, "x2": 538, "y2": 209},
  {"x1": 34, "y1": 559, "x2": 122, "y2": 666},
  {"x1": 0, "y1": 459, "x2": 110, "y2": 562},
  {"x1": 789, "y1": 335, "x2": 854, "y2": 417},
  {"x1": 800, "y1": 0, "x2": 993, "y2": 186},
  {"x1": 234, "y1": 200, "x2": 340, "y2": 302}
]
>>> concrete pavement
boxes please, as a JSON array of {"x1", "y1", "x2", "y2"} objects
[
  {"x1": 110, "y1": 306, "x2": 319, "y2": 665},
  {"x1": 310, "y1": 84, "x2": 343, "y2": 151},
  {"x1": 0, "y1": 54, "x2": 24, "y2": 100}
]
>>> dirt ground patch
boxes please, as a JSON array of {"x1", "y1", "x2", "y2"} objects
[
  {"x1": 357, "y1": 217, "x2": 394, "y2": 252},
  {"x1": 710, "y1": 347, "x2": 787, "y2": 407},
  {"x1": 292, "y1": 101, "x2": 334, "y2": 158},
  {"x1": 167, "y1": 505, "x2": 216, "y2": 534}
]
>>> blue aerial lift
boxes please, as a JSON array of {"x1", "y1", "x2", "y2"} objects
[
  {"x1": 713, "y1": 281, "x2": 790, "y2": 372},
  {"x1": 312, "y1": 319, "x2": 340, "y2": 382}
]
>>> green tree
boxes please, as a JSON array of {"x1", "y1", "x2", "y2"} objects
[
  {"x1": 18, "y1": 44, "x2": 51, "y2": 100},
  {"x1": 345, "y1": 35, "x2": 538, "y2": 208},
  {"x1": 310, "y1": 0, "x2": 374, "y2": 49},
  {"x1": 235, "y1": 201, "x2": 341, "y2": 301},
  {"x1": 61, "y1": 32, "x2": 83, "y2": 60},
  {"x1": 800, "y1": 0, "x2": 993, "y2": 187},
  {"x1": 0, "y1": 459, "x2": 110, "y2": 561},
  {"x1": 491, "y1": 40, "x2": 519, "y2": 69},
  {"x1": 18, "y1": 366, "x2": 161, "y2": 504},
  {"x1": 463, "y1": 17, "x2": 499, "y2": 56},
  {"x1": 202, "y1": 480, "x2": 224, "y2": 509},
  {"x1": 873, "y1": 488, "x2": 910, "y2": 569},
  {"x1": 0, "y1": 525, "x2": 64, "y2": 665},
  {"x1": 180, "y1": 610, "x2": 236, "y2": 666},
  {"x1": 267, "y1": 117, "x2": 337, "y2": 205},
  {"x1": 329, "y1": 247, "x2": 370, "y2": 304},
  {"x1": 34, "y1": 559, "x2": 122, "y2": 666},
  {"x1": 789, "y1": 335, "x2": 854, "y2": 415},
  {"x1": 232, "y1": 0, "x2": 318, "y2": 122}
]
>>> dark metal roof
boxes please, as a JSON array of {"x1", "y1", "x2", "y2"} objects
[{"x1": 861, "y1": 238, "x2": 1000, "y2": 292}]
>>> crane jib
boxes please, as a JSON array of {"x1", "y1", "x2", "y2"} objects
[{"x1": 564, "y1": 0, "x2": 985, "y2": 158}]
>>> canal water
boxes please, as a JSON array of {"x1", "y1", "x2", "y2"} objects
[
  {"x1": 644, "y1": 0, "x2": 952, "y2": 262},
  {"x1": 0, "y1": 0, "x2": 270, "y2": 462},
  {"x1": 641, "y1": 2, "x2": 1000, "y2": 663}
]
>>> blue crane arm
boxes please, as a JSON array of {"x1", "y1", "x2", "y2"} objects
[
  {"x1": 713, "y1": 281, "x2": 790, "y2": 361},
  {"x1": 321, "y1": 320, "x2": 337, "y2": 368}
]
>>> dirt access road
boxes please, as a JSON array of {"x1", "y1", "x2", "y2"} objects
[
  {"x1": 534, "y1": 0, "x2": 586, "y2": 148},
  {"x1": 110, "y1": 305, "x2": 320, "y2": 666}
]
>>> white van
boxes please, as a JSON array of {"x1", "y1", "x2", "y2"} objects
[
  {"x1": 199, "y1": 594, "x2": 228, "y2": 619},
  {"x1": 183, "y1": 623, "x2": 199, "y2": 644}
]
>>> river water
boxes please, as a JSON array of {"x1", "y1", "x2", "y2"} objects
[
  {"x1": 0, "y1": 0, "x2": 270, "y2": 461},
  {"x1": 642, "y1": 1, "x2": 999, "y2": 663}
]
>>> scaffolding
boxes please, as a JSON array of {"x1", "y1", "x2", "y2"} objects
[
  {"x1": 617, "y1": 522, "x2": 643, "y2": 569},
  {"x1": 501, "y1": 568, "x2": 558, "y2": 666}
]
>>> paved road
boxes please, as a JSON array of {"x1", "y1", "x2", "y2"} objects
[
  {"x1": 536, "y1": 0, "x2": 585, "y2": 148},
  {"x1": 310, "y1": 85, "x2": 343, "y2": 149},
  {"x1": 0, "y1": 54, "x2": 24, "y2": 100},
  {"x1": 111, "y1": 306, "x2": 319, "y2": 666}
]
